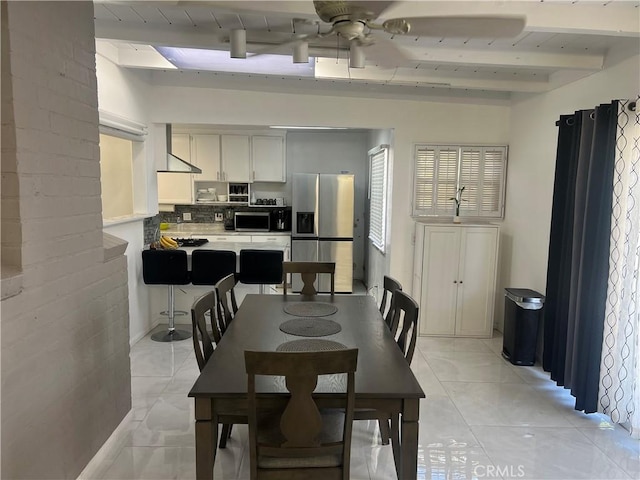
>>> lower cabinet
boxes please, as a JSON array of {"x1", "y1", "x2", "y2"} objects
[{"x1": 413, "y1": 223, "x2": 499, "y2": 337}]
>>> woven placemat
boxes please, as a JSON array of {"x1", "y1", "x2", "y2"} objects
[
  {"x1": 283, "y1": 302, "x2": 338, "y2": 317},
  {"x1": 276, "y1": 339, "x2": 347, "y2": 352},
  {"x1": 279, "y1": 318, "x2": 342, "y2": 337}
]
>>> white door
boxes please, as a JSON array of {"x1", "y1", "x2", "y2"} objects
[
  {"x1": 191, "y1": 134, "x2": 221, "y2": 182},
  {"x1": 221, "y1": 135, "x2": 251, "y2": 182},
  {"x1": 455, "y1": 227, "x2": 498, "y2": 337},
  {"x1": 419, "y1": 226, "x2": 460, "y2": 335},
  {"x1": 252, "y1": 135, "x2": 285, "y2": 182}
]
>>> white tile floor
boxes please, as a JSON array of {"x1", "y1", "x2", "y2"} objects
[{"x1": 87, "y1": 288, "x2": 639, "y2": 480}]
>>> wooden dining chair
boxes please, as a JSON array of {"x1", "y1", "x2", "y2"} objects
[
  {"x1": 282, "y1": 261, "x2": 336, "y2": 295},
  {"x1": 214, "y1": 273, "x2": 239, "y2": 335},
  {"x1": 379, "y1": 275, "x2": 402, "y2": 330},
  {"x1": 387, "y1": 290, "x2": 420, "y2": 365},
  {"x1": 244, "y1": 349, "x2": 358, "y2": 480},
  {"x1": 191, "y1": 291, "x2": 243, "y2": 449},
  {"x1": 355, "y1": 289, "x2": 419, "y2": 446}
]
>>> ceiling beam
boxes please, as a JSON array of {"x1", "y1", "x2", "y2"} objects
[{"x1": 414, "y1": 46, "x2": 604, "y2": 70}]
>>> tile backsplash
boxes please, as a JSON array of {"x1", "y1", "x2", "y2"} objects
[{"x1": 144, "y1": 204, "x2": 291, "y2": 243}]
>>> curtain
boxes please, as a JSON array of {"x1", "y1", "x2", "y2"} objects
[
  {"x1": 599, "y1": 99, "x2": 640, "y2": 439},
  {"x1": 543, "y1": 102, "x2": 619, "y2": 413}
]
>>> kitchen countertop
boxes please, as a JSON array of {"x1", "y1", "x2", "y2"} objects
[{"x1": 162, "y1": 223, "x2": 290, "y2": 236}]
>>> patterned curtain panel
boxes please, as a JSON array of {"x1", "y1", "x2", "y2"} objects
[{"x1": 599, "y1": 98, "x2": 640, "y2": 439}]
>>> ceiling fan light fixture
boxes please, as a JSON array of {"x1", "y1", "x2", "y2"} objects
[
  {"x1": 349, "y1": 41, "x2": 365, "y2": 69},
  {"x1": 230, "y1": 29, "x2": 246, "y2": 59},
  {"x1": 293, "y1": 41, "x2": 309, "y2": 64}
]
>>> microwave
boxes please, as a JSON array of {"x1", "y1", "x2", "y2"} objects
[{"x1": 234, "y1": 212, "x2": 270, "y2": 231}]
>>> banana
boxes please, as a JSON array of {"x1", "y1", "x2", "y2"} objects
[
  {"x1": 162, "y1": 236, "x2": 178, "y2": 247},
  {"x1": 160, "y1": 236, "x2": 176, "y2": 249}
]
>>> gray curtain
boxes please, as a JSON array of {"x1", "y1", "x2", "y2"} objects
[{"x1": 543, "y1": 102, "x2": 619, "y2": 413}]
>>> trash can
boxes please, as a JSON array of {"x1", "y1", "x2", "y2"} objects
[{"x1": 502, "y1": 288, "x2": 545, "y2": 366}]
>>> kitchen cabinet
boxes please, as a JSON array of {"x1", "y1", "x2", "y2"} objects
[
  {"x1": 221, "y1": 134, "x2": 251, "y2": 182},
  {"x1": 413, "y1": 223, "x2": 499, "y2": 338},
  {"x1": 191, "y1": 134, "x2": 220, "y2": 182},
  {"x1": 251, "y1": 135, "x2": 286, "y2": 182},
  {"x1": 157, "y1": 133, "x2": 193, "y2": 204}
]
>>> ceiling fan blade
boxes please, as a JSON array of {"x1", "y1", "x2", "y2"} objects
[
  {"x1": 361, "y1": 35, "x2": 413, "y2": 69},
  {"x1": 390, "y1": 16, "x2": 526, "y2": 38}
]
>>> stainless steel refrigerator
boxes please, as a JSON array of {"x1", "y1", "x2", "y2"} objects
[{"x1": 292, "y1": 173, "x2": 354, "y2": 293}]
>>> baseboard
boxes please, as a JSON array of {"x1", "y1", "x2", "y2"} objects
[{"x1": 76, "y1": 410, "x2": 134, "y2": 480}]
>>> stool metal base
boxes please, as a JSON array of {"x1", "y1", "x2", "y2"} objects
[
  {"x1": 151, "y1": 329, "x2": 192, "y2": 342},
  {"x1": 160, "y1": 310, "x2": 188, "y2": 317}
]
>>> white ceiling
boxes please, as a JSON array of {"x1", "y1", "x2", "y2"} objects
[{"x1": 94, "y1": 1, "x2": 640, "y2": 101}]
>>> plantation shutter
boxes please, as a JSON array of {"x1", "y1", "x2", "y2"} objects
[
  {"x1": 368, "y1": 145, "x2": 388, "y2": 253},
  {"x1": 478, "y1": 146, "x2": 507, "y2": 217},
  {"x1": 413, "y1": 144, "x2": 507, "y2": 218}
]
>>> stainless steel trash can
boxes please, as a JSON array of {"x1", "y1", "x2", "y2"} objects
[{"x1": 502, "y1": 288, "x2": 545, "y2": 366}]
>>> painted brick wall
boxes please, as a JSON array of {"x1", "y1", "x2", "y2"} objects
[{"x1": 1, "y1": 2, "x2": 131, "y2": 478}]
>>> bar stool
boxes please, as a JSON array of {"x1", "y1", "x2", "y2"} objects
[
  {"x1": 190, "y1": 250, "x2": 237, "y2": 286},
  {"x1": 237, "y1": 249, "x2": 284, "y2": 294},
  {"x1": 142, "y1": 249, "x2": 192, "y2": 342}
]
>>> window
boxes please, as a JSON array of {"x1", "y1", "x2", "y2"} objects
[
  {"x1": 100, "y1": 134, "x2": 134, "y2": 219},
  {"x1": 413, "y1": 144, "x2": 507, "y2": 218},
  {"x1": 368, "y1": 145, "x2": 389, "y2": 253},
  {"x1": 98, "y1": 110, "x2": 148, "y2": 222}
]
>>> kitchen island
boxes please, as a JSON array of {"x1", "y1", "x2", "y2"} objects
[{"x1": 147, "y1": 223, "x2": 291, "y2": 327}]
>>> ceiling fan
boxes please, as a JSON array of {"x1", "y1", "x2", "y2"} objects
[{"x1": 243, "y1": 1, "x2": 526, "y2": 68}]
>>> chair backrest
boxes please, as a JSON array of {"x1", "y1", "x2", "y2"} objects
[
  {"x1": 215, "y1": 273, "x2": 239, "y2": 334},
  {"x1": 379, "y1": 275, "x2": 402, "y2": 329},
  {"x1": 191, "y1": 250, "x2": 236, "y2": 286},
  {"x1": 244, "y1": 349, "x2": 358, "y2": 480},
  {"x1": 191, "y1": 291, "x2": 222, "y2": 371},
  {"x1": 387, "y1": 291, "x2": 420, "y2": 365},
  {"x1": 238, "y1": 249, "x2": 284, "y2": 285},
  {"x1": 282, "y1": 261, "x2": 336, "y2": 295},
  {"x1": 142, "y1": 249, "x2": 190, "y2": 285}
]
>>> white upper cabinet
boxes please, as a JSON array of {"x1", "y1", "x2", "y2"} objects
[
  {"x1": 221, "y1": 134, "x2": 251, "y2": 182},
  {"x1": 252, "y1": 135, "x2": 286, "y2": 182},
  {"x1": 413, "y1": 223, "x2": 499, "y2": 338},
  {"x1": 191, "y1": 134, "x2": 221, "y2": 182}
]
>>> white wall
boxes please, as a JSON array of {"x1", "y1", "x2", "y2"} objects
[
  {"x1": 1, "y1": 3, "x2": 131, "y2": 477},
  {"x1": 96, "y1": 52, "x2": 156, "y2": 344},
  {"x1": 147, "y1": 78, "x2": 511, "y2": 293},
  {"x1": 496, "y1": 54, "x2": 640, "y2": 330},
  {"x1": 366, "y1": 129, "x2": 395, "y2": 296}
]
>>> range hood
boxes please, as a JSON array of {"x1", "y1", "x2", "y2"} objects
[{"x1": 157, "y1": 124, "x2": 202, "y2": 174}]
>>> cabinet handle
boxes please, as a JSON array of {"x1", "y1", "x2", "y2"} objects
[
  {"x1": 459, "y1": 280, "x2": 463, "y2": 284},
  {"x1": 253, "y1": 170, "x2": 255, "y2": 181},
  {"x1": 453, "y1": 280, "x2": 457, "y2": 284}
]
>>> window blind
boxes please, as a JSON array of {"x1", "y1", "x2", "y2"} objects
[
  {"x1": 413, "y1": 144, "x2": 507, "y2": 218},
  {"x1": 368, "y1": 145, "x2": 389, "y2": 253}
]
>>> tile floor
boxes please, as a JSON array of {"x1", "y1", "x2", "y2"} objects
[{"x1": 86, "y1": 288, "x2": 639, "y2": 480}]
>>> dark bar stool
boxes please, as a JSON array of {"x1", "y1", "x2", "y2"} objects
[
  {"x1": 142, "y1": 249, "x2": 192, "y2": 342},
  {"x1": 237, "y1": 249, "x2": 284, "y2": 294},
  {"x1": 190, "y1": 250, "x2": 237, "y2": 287}
]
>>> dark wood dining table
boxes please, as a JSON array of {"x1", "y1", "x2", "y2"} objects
[{"x1": 188, "y1": 293, "x2": 425, "y2": 480}]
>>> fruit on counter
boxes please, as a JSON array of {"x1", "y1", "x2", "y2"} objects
[{"x1": 159, "y1": 235, "x2": 179, "y2": 249}]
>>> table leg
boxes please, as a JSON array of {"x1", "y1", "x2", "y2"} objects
[
  {"x1": 400, "y1": 399, "x2": 420, "y2": 480},
  {"x1": 195, "y1": 398, "x2": 218, "y2": 480}
]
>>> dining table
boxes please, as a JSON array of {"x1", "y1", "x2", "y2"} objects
[{"x1": 188, "y1": 293, "x2": 425, "y2": 480}]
